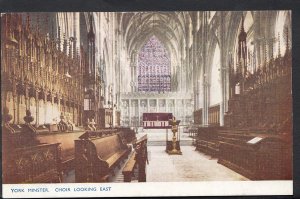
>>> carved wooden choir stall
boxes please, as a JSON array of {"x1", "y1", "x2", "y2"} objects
[
  {"x1": 193, "y1": 19, "x2": 292, "y2": 180},
  {"x1": 1, "y1": 13, "x2": 86, "y2": 183},
  {"x1": 3, "y1": 105, "x2": 136, "y2": 184},
  {"x1": 1, "y1": 13, "x2": 85, "y2": 131},
  {"x1": 1, "y1": 13, "x2": 134, "y2": 184}
]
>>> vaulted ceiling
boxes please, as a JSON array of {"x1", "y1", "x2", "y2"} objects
[{"x1": 119, "y1": 12, "x2": 193, "y2": 67}]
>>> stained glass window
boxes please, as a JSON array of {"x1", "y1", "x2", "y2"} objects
[{"x1": 138, "y1": 36, "x2": 171, "y2": 92}]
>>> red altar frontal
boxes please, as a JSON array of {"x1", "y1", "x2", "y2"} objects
[{"x1": 142, "y1": 113, "x2": 173, "y2": 129}]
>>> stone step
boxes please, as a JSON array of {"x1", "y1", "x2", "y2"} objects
[{"x1": 147, "y1": 140, "x2": 193, "y2": 146}]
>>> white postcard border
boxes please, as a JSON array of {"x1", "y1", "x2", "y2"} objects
[{"x1": 2, "y1": 181, "x2": 293, "y2": 198}]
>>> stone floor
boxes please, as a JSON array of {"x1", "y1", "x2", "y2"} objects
[
  {"x1": 63, "y1": 128, "x2": 248, "y2": 182},
  {"x1": 144, "y1": 128, "x2": 248, "y2": 182},
  {"x1": 146, "y1": 146, "x2": 248, "y2": 182}
]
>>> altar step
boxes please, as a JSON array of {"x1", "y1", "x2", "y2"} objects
[{"x1": 147, "y1": 140, "x2": 193, "y2": 146}]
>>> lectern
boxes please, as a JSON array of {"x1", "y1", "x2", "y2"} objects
[{"x1": 166, "y1": 117, "x2": 182, "y2": 155}]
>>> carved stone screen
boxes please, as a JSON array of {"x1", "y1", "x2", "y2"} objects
[{"x1": 138, "y1": 36, "x2": 171, "y2": 92}]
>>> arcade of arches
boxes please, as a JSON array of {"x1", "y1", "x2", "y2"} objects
[{"x1": 1, "y1": 11, "x2": 292, "y2": 183}]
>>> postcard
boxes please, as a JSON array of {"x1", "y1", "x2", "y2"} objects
[{"x1": 1, "y1": 9, "x2": 293, "y2": 197}]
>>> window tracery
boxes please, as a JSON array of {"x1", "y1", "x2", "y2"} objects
[{"x1": 138, "y1": 36, "x2": 171, "y2": 92}]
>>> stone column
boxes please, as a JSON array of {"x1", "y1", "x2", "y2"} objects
[
  {"x1": 44, "y1": 92, "x2": 47, "y2": 125},
  {"x1": 219, "y1": 11, "x2": 225, "y2": 126},
  {"x1": 73, "y1": 102, "x2": 75, "y2": 125},
  {"x1": 25, "y1": 85, "x2": 29, "y2": 111},
  {"x1": 147, "y1": 99, "x2": 149, "y2": 112},
  {"x1": 174, "y1": 99, "x2": 177, "y2": 117},
  {"x1": 138, "y1": 99, "x2": 140, "y2": 126},
  {"x1": 203, "y1": 75, "x2": 209, "y2": 126},
  {"x1": 183, "y1": 99, "x2": 186, "y2": 124},
  {"x1": 58, "y1": 94, "x2": 61, "y2": 115},
  {"x1": 202, "y1": 12, "x2": 209, "y2": 126},
  {"x1": 10, "y1": 78, "x2": 16, "y2": 124},
  {"x1": 11, "y1": 95, "x2": 16, "y2": 124},
  {"x1": 16, "y1": 94, "x2": 20, "y2": 124},
  {"x1": 35, "y1": 91, "x2": 39, "y2": 126},
  {"x1": 129, "y1": 99, "x2": 131, "y2": 126},
  {"x1": 51, "y1": 93, "x2": 55, "y2": 124}
]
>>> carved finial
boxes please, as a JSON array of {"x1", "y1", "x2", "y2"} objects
[
  {"x1": 285, "y1": 26, "x2": 289, "y2": 53},
  {"x1": 76, "y1": 47, "x2": 79, "y2": 60},
  {"x1": 240, "y1": 14, "x2": 245, "y2": 34},
  {"x1": 63, "y1": 33, "x2": 67, "y2": 54},
  {"x1": 60, "y1": 112, "x2": 65, "y2": 120},
  {"x1": 271, "y1": 38, "x2": 274, "y2": 60},
  {"x1": 68, "y1": 39, "x2": 72, "y2": 57},
  {"x1": 88, "y1": 13, "x2": 95, "y2": 40},
  {"x1": 36, "y1": 14, "x2": 40, "y2": 32},
  {"x1": 17, "y1": 13, "x2": 22, "y2": 32},
  {"x1": 3, "y1": 107, "x2": 13, "y2": 124},
  {"x1": 238, "y1": 13, "x2": 247, "y2": 63},
  {"x1": 264, "y1": 39, "x2": 267, "y2": 64},
  {"x1": 46, "y1": 14, "x2": 49, "y2": 30},
  {"x1": 278, "y1": 32, "x2": 281, "y2": 57},
  {"x1": 73, "y1": 37, "x2": 77, "y2": 59},
  {"x1": 24, "y1": 109, "x2": 34, "y2": 124},
  {"x1": 51, "y1": 19, "x2": 54, "y2": 39},
  {"x1": 57, "y1": 26, "x2": 61, "y2": 50},
  {"x1": 26, "y1": 13, "x2": 30, "y2": 31}
]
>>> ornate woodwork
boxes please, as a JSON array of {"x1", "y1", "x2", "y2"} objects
[
  {"x1": 1, "y1": 13, "x2": 85, "y2": 128},
  {"x1": 218, "y1": 26, "x2": 292, "y2": 180},
  {"x1": 3, "y1": 143, "x2": 61, "y2": 184},
  {"x1": 193, "y1": 20, "x2": 292, "y2": 180},
  {"x1": 83, "y1": 14, "x2": 103, "y2": 128}
]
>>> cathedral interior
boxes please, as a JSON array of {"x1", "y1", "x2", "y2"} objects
[{"x1": 1, "y1": 11, "x2": 292, "y2": 183}]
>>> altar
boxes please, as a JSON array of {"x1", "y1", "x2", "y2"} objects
[{"x1": 142, "y1": 113, "x2": 173, "y2": 129}]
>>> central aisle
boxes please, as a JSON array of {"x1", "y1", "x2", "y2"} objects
[{"x1": 141, "y1": 128, "x2": 248, "y2": 182}]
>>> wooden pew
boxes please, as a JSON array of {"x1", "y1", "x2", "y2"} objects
[
  {"x1": 122, "y1": 151, "x2": 137, "y2": 182},
  {"x1": 122, "y1": 135, "x2": 148, "y2": 182},
  {"x1": 75, "y1": 133, "x2": 131, "y2": 182}
]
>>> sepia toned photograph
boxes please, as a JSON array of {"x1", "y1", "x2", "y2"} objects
[{"x1": 1, "y1": 10, "x2": 293, "y2": 197}]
